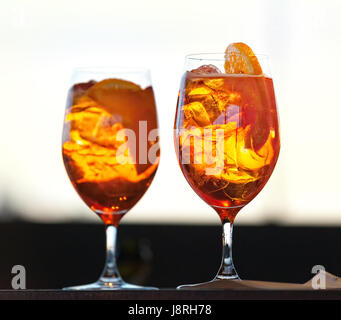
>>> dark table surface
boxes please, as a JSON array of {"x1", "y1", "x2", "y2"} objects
[
  {"x1": 2, "y1": 223, "x2": 341, "y2": 290},
  {"x1": 0, "y1": 289, "x2": 341, "y2": 300},
  {"x1": 2, "y1": 221, "x2": 341, "y2": 300}
]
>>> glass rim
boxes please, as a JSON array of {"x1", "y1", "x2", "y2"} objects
[{"x1": 185, "y1": 52, "x2": 269, "y2": 61}]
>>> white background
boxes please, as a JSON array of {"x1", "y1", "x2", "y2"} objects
[{"x1": 0, "y1": 0, "x2": 340, "y2": 225}]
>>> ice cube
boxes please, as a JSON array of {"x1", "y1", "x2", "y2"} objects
[
  {"x1": 182, "y1": 101, "x2": 211, "y2": 127},
  {"x1": 203, "y1": 78, "x2": 225, "y2": 91},
  {"x1": 190, "y1": 64, "x2": 221, "y2": 74},
  {"x1": 187, "y1": 87, "x2": 231, "y2": 124},
  {"x1": 69, "y1": 80, "x2": 96, "y2": 105}
]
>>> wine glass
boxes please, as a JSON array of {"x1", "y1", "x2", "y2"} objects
[
  {"x1": 174, "y1": 53, "x2": 280, "y2": 287},
  {"x1": 62, "y1": 68, "x2": 160, "y2": 290}
]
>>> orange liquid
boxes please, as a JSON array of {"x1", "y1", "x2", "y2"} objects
[
  {"x1": 62, "y1": 80, "x2": 159, "y2": 226},
  {"x1": 174, "y1": 72, "x2": 280, "y2": 222}
]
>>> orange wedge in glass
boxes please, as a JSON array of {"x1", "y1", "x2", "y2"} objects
[
  {"x1": 85, "y1": 78, "x2": 158, "y2": 174},
  {"x1": 224, "y1": 42, "x2": 263, "y2": 75},
  {"x1": 86, "y1": 79, "x2": 142, "y2": 112},
  {"x1": 85, "y1": 78, "x2": 154, "y2": 128}
]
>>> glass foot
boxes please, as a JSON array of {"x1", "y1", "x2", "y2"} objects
[
  {"x1": 215, "y1": 274, "x2": 240, "y2": 280},
  {"x1": 63, "y1": 278, "x2": 158, "y2": 291},
  {"x1": 177, "y1": 276, "x2": 240, "y2": 290}
]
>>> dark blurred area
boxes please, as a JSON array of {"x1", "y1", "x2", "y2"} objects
[{"x1": 0, "y1": 216, "x2": 341, "y2": 289}]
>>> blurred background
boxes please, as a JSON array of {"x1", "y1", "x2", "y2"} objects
[{"x1": 0, "y1": 0, "x2": 341, "y2": 289}]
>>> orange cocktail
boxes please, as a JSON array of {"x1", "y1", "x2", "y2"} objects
[
  {"x1": 174, "y1": 43, "x2": 280, "y2": 283},
  {"x1": 63, "y1": 79, "x2": 159, "y2": 226}
]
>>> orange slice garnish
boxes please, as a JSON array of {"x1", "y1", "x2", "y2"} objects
[
  {"x1": 86, "y1": 78, "x2": 141, "y2": 103},
  {"x1": 224, "y1": 42, "x2": 263, "y2": 75},
  {"x1": 84, "y1": 78, "x2": 143, "y2": 118}
]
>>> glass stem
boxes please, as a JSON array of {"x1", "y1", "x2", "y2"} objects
[
  {"x1": 216, "y1": 221, "x2": 239, "y2": 280},
  {"x1": 100, "y1": 225, "x2": 122, "y2": 282}
]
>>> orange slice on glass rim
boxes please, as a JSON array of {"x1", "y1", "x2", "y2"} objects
[{"x1": 224, "y1": 42, "x2": 263, "y2": 75}]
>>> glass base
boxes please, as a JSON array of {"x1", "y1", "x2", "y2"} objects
[
  {"x1": 63, "y1": 278, "x2": 158, "y2": 291},
  {"x1": 177, "y1": 275, "x2": 240, "y2": 290},
  {"x1": 215, "y1": 274, "x2": 240, "y2": 280}
]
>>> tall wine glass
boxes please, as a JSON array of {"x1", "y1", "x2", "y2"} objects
[
  {"x1": 62, "y1": 68, "x2": 160, "y2": 290},
  {"x1": 174, "y1": 54, "x2": 280, "y2": 286}
]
